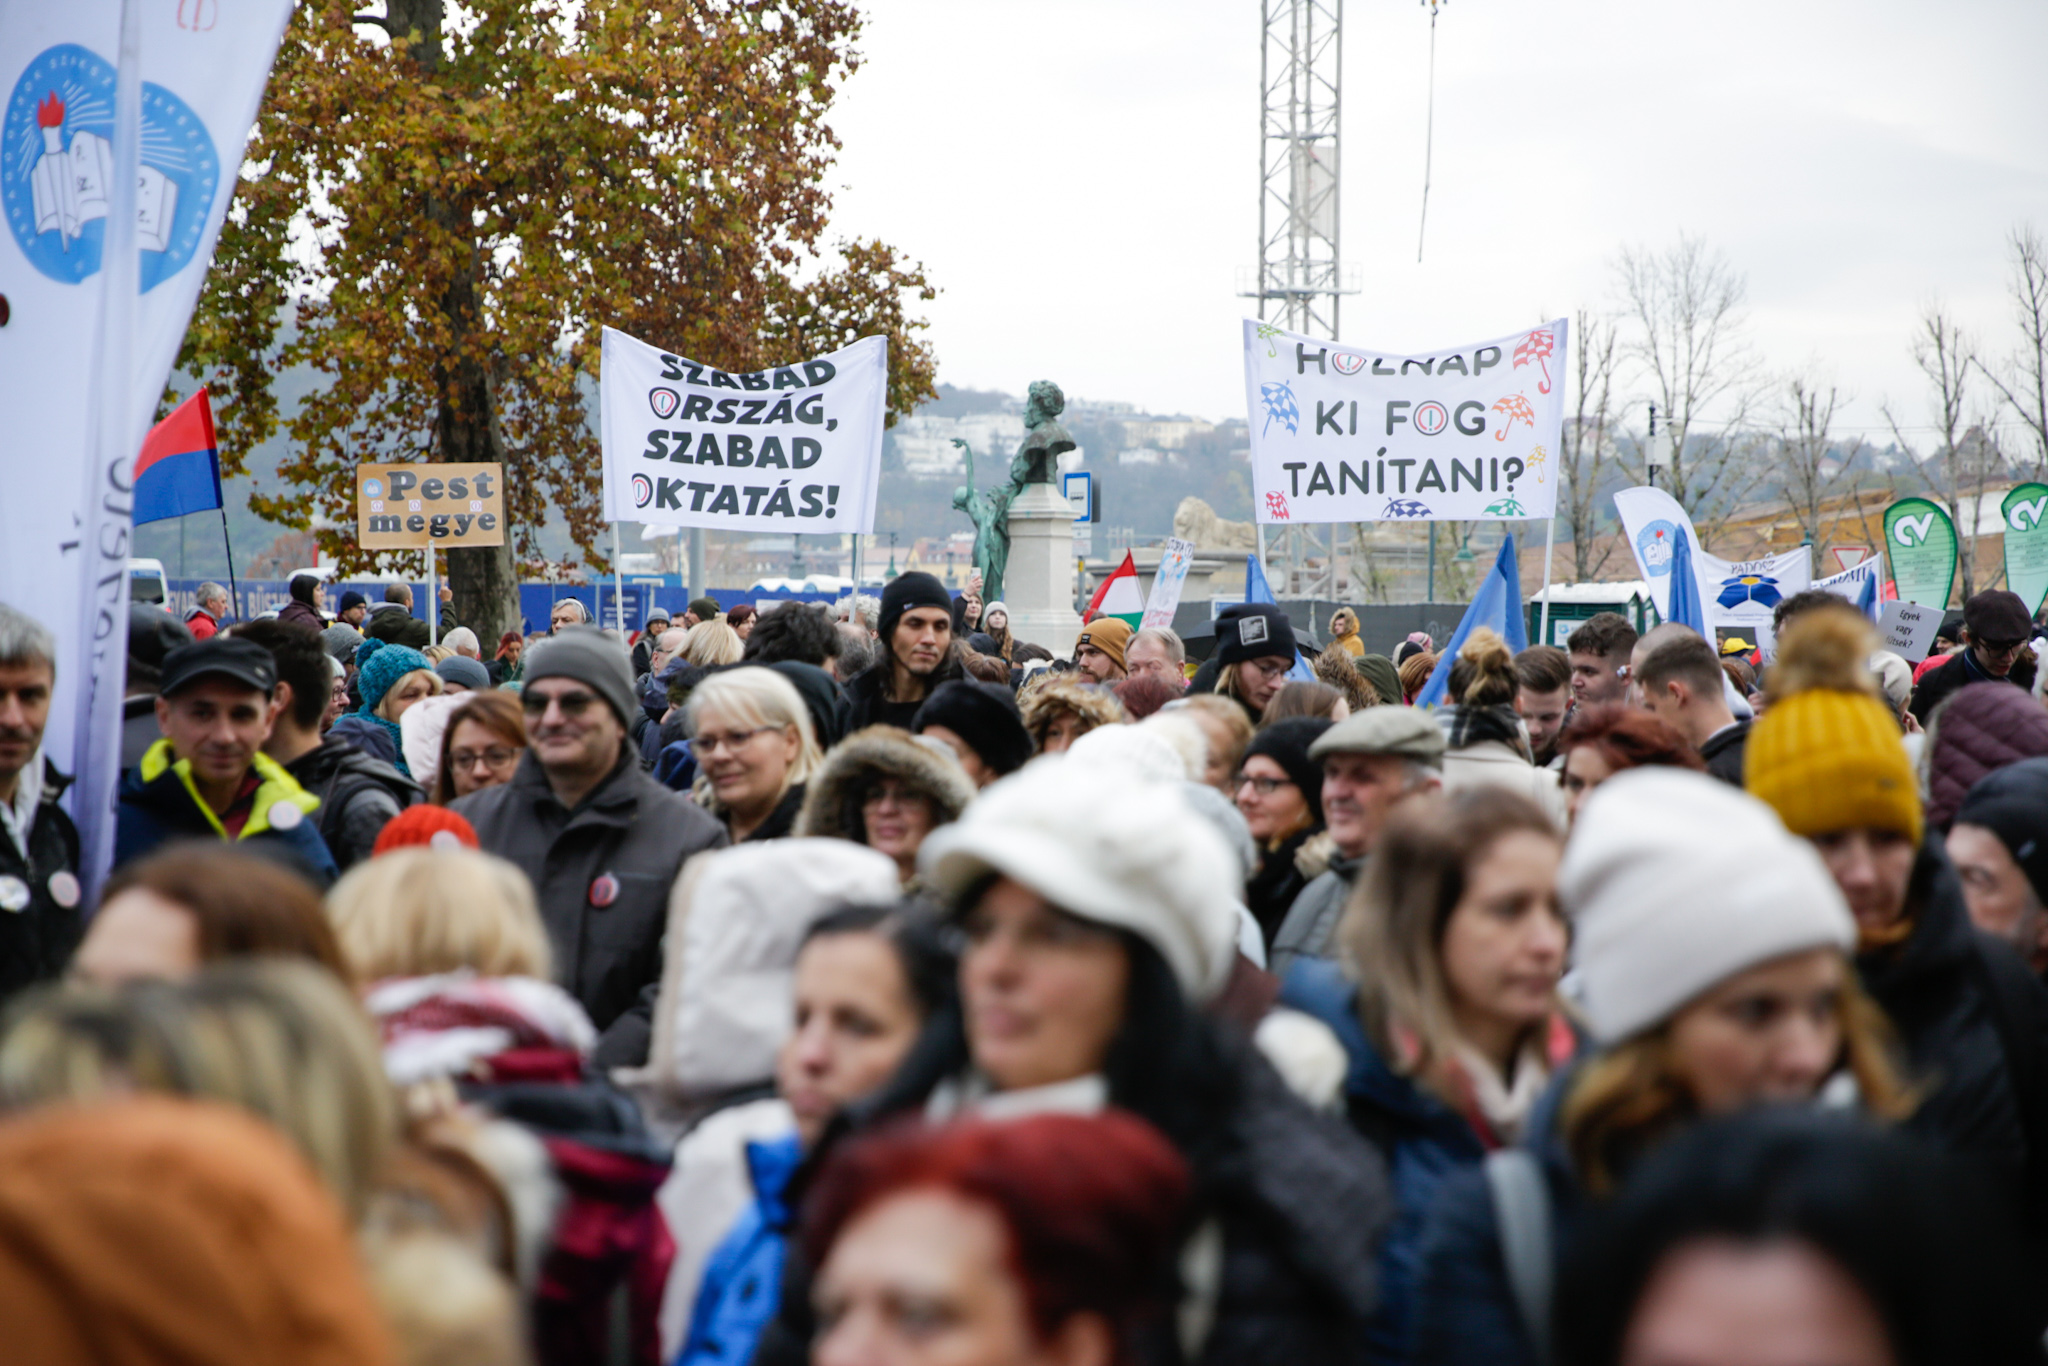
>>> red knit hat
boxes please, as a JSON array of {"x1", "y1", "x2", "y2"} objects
[{"x1": 371, "y1": 805, "x2": 480, "y2": 857}]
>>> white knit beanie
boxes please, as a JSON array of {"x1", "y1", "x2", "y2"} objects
[
  {"x1": 918, "y1": 756, "x2": 1241, "y2": 1000},
  {"x1": 1560, "y1": 768, "x2": 1856, "y2": 1043}
]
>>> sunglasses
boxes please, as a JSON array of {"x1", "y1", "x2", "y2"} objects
[{"x1": 521, "y1": 690, "x2": 600, "y2": 718}]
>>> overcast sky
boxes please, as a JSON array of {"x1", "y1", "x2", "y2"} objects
[{"x1": 825, "y1": 0, "x2": 2048, "y2": 444}]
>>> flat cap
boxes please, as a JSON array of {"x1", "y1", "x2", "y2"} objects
[{"x1": 1308, "y1": 705, "x2": 1446, "y2": 767}]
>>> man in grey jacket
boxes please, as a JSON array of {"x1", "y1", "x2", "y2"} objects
[
  {"x1": 1269, "y1": 707, "x2": 1444, "y2": 977},
  {"x1": 455, "y1": 627, "x2": 727, "y2": 1066}
]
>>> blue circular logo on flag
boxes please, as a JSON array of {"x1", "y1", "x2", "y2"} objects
[
  {"x1": 2, "y1": 44, "x2": 218, "y2": 291},
  {"x1": 1636, "y1": 519, "x2": 1680, "y2": 578}
]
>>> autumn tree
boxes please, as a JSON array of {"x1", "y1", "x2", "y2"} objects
[{"x1": 177, "y1": 0, "x2": 938, "y2": 642}]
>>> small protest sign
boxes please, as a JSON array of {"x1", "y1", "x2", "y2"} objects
[
  {"x1": 1877, "y1": 600, "x2": 1943, "y2": 662},
  {"x1": 1141, "y1": 538, "x2": 1198, "y2": 631},
  {"x1": 600, "y1": 327, "x2": 885, "y2": 534},
  {"x1": 357, "y1": 463, "x2": 506, "y2": 549}
]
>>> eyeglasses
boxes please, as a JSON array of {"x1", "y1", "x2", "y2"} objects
[
  {"x1": 694, "y1": 724, "x2": 779, "y2": 754},
  {"x1": 452, "y1": 746, "x2": 519, "y2": 770},
  {"x1": 1980, "y1": 637, "x2": 2028, "y2": 655},
  {"x1": 521, "y1": 690, "x2": 599, "y2": 718},
  {"x1": 1234, "y1": 774, "x2": 1295, "y2": 796},
  {"x1": 862, "y1": 780, "x2": 921, "y2": 810}
]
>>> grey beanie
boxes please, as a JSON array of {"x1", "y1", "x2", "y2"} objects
[
  {"x1": 522, "y1": 626, "x2": 636, "y2": 725},
  {"x1": 435, "y1": 656, "x2": 493, "y2": 691},
  {"x1": 320, "y1": 623, "x2": 364, "y2": 665}
]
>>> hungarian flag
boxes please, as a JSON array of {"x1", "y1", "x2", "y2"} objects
[
  {"x1": 1084, "y1": 551, "x2": 1145, "y2": 627},
  {"x1": 133, "y1": 390, "x2": 224, "y2": 526}
]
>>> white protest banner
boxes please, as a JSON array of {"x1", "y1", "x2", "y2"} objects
[
  {"x1": 0, "y1": 2, "x2": 295, "y2": 893},
  {"x1": 1815, "y1": 557, "x2": 1882, "y2": 620},
  {"x1": 1140, "y1": 537, "x2": 1197, "y2": 631},
  {"x1": 1877, "y1": 601, "x2": 1943, "y2": 662},
  {"x1": 600, "y1": 327, "x2": 885, "y2": 534},
  {"x1": 1241, "y1": 317, "x2": 1569, "y2": 524},
  {"x1": 1614, "y1": 486, "x2": 1812, "y2": 653}
]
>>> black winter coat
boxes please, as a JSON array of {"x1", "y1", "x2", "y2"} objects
[
  {"x1": 1698, "y1": 718, "x2": 1750, "y2": 787},
  {"x1": 282, "y1": 737, "x2": 420, "y2": 870},
  {"x1": 1246, "y1": 824, "x2": 1320, "y2": 947},
  {"x1": 753, "y1": 1029, "x2": 1390, "y2": 1366},
  {"x1": 1861, "y1": 837, "x2": 2048, "y2": 1208},
  {"x1": 1909, "y1": 646, "x2": 2037, "y2": 726},
  {"x1": 0, "y1": 759, "x2": 82, "y2": 1002},
  {"x1": 453, "y1": 745, "x2": 728, "y2": 1068}
]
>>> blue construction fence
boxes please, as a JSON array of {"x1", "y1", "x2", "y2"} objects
[{"x1": 160, "y1": 578, "x2": 864, "y2": 637}]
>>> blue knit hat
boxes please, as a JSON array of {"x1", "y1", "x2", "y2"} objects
[{"x1": 354, "y1": 638, "x2": 433, "y2": 713}]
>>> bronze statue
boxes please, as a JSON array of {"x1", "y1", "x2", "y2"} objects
[
  {"x1": 952, "y1": 381, "x2": 1078, "y2": 604},
  {"x1": 1011, "y1": 379, "x2": 1077, "y2": 485},
  {"x1": 951, "y1": 438, "x2": 1014, "y2": 607}
]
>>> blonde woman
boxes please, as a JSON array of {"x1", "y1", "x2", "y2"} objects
[
  {"x1": 1408, "y1": 769, "x2": 1910, "y2": 1366},
  {"x1": 1282, "y1": 785, "x2": 1573, "y2": 1362},
  {"x1": 687, "y1": 667, "x2": 823, "y2": 842},
  {"x1": 681, "y1": 618, "x2": 745, "y2": 668}
]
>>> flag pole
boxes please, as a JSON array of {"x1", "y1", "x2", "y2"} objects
[
  {"x1": 1539, "y1": 515, "x2": 1556, "y2": 645},
  {"x1": 612, "y1": 521, "x2": 626, "y2": 635},
  {"x1": 218, "y1": 505, "x2": 242, "y2": 623},
  {"x1": 426, "y1": 545, "x2": 439, "y2": 646}
]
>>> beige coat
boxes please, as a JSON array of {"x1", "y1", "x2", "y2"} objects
[{"x1": 1440, "y1": 738, "x2": 1568, "y2": 829}]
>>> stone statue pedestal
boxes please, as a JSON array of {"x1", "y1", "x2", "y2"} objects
[{"x1": 1003, "y1": 482, "x2": 1083, "y2": 653}]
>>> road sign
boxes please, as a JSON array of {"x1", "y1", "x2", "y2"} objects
[{"x1": 1829, "y1": 546, "x2": 1870, "y2": 572}]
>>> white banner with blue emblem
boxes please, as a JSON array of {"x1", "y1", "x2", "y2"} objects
[
  {"x1": 1614, "y1": 486, "x2": 1813, "y2": 653},
  {"x1": 0, "y1": 0, "x2": 294, "y2": 895},
  {"x1": 1241, "y1": 317, "x2": 1569, "y2": 524},
  {"x1": 599, "y1": 325, "x2": 887, "y2": 534}
]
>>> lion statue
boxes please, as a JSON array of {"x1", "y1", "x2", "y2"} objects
[{"x1": 1172, "y1": 497, "x2": 1259, "y2": 553}]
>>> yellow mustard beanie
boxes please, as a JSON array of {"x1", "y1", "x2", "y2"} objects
[{"x1": 1744, "y1": 608, "x2": 1923, "y2": 847}]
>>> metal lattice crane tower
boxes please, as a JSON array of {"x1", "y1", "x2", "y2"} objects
[{"x1": 1251, "y1": 0, "x2": 1353, "y2": 339}]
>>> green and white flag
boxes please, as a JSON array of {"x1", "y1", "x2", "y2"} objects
[
  {"x1": 2001, "y1": 483, "x2": 2048, "y2": 615},
  {"x1": 1883, "y1": 496, "x2": 1958, "y2": 609}
]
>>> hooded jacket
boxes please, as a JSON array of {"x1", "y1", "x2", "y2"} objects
[
  {"x1": 1920, "y1": 682, "x2": 2048, "y2": 832},
  {"x1": 363, "y1": 600, "x2": 431, "y2": 650},
  {"x1": 843, "y1": 650, "x2": 963, "y2": 733},
  {"x1": 672, "y1": 1129, "x2": 803, "y2": 1366},
  {"x1": 794, "y1": 725, "x2": 977, "y2": 870},
  {"x1": 0, "y1": 757, "x2": 82, "y2": 1000},
  {"x1": 452, "y1": 744, "x2": 729, "y2": 1069},
  {"x1": 281, "y1": 737, "x2": 420, "y2": 872},
  {"x1": 114, "y1": 740, "x2": 338, "y2": 887}
]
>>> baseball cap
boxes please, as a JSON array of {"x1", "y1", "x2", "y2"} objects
[{"x1": 158, "y1": 637, "x2": 278, "y2": 699}]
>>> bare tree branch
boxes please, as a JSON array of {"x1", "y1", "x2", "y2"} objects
[{"x1": 1975, "y1": 222, "x2": 2048, "y2": 481}]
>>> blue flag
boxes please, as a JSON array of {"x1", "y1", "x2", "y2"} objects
[
  {"x1": 1666, "y1": 528, "x2": 1708, "y2": 634},
  {"x1": 1415, "y1": 536, "x2": 1528, "y2": 708},
  {"x1": 1245, "y1": 555, "x2": 1315, "y2": 680}
]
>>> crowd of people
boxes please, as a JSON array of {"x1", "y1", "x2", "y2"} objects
[{"x1": 1, "y1": 567, "x2": 2047, "y2": 1365}]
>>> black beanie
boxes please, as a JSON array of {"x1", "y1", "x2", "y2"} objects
[
  {"x1": 1217, "y1": 603, "x2": 1297, "y2": 667},
  {"x1": 881, "y1": 572, "x2": 953, "y2": 644},
  {"x1": 1242, "y1": 716, "x2": 1334, "y2": 818},
  {"x1": 913, "y1": 679, "x2": 1032, "y2": 776},
  {"x1": 1955, "y1": 756, "x2": 2048, "y2": 908}
]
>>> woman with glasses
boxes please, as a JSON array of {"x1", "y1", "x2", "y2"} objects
[
  {"x1": 798, "y1": 725, "x2": 978, "y2": 887},
  {"x1": 432, "y1": 690, "x2": 529, "y2": 804},
  {"x1": 687, "y1": 668, "x2": 823, "y2": 843},
  {"x1": 1235, "y1": 716, "x2": 1333, "y2": 946}
]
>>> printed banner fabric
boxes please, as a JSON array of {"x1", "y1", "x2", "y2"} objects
[
  {"x1": 1241, "y1": 317, "x2": 1569, "y2": 524},
  {"x1": 2002, "y1": 483, "x2": 2048, "y2": 616},
  {"x1": 1883, "y1": 496, "x2": 1959, "y2": 609},
  {"x1": 600, "y1": 326, "x2": 885, "y2": 534},
  {"x1": 1614, "y1": 486, "x2": 1812, "y2": 653}
]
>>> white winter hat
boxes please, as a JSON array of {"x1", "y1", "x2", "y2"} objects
[
  {"x1": 399, "y1": 692, "x2": 466, "y2": 793},
  {"x1": 1064, "y1": 722, "x2": 1194, "y2": 784},
  {"x1": 1561, "y1": 768, "x2": 1856, "y2": 1043},
  {"x1": 918, "y1": 756, "x2": 1241, "y2": 999}
]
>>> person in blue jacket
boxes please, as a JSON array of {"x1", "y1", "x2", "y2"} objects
[
  {"x1": 672, "y1": 903, "x2": 956, "y2": 1366},
  {"x1": 1282, "y1": 784, "x2": 1576, "y2": 1366},
  {"x1": 1407, "y1": 769, "x2": 1913, "y2": 1366}
]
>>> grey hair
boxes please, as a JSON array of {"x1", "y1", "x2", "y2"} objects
[
  {"x1": 0, "y1": 603, "x2": 57, "y2": 676},
  {"x1": 1131, "y1": 626, "x2": 1185, "y2": 666},
  {"x1": 552, "y1": 598, "x2": 589, "y2": 623},
  {"x1": 197, "y1": 581, "x2": 228, "y2": 608},
  {"x1": 835, "y1": 594, "x2": 879, "y2": 632}
]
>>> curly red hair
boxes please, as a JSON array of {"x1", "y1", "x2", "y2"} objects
[{"x1": 1556, "y1": 702, "x2": 1705, "y2": 773}]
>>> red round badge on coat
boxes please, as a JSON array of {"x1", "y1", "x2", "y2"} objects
[{"x1": 589, "y1": 873, "x2": 620, "y2": 907}]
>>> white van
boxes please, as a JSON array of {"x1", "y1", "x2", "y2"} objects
[{"x1": 128, "y1": 558, "x2": 168, "y2": 606}]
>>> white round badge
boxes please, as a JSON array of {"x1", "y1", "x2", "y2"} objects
[
  {"x1": 266, "y1": 801, "x2": 303, "y2": 832},
  {"x1": 46, "y1": 871, "x2": 80, "y2": 909},
  {"x1": 0, "y1": 876, "x2": 29, "y2": 913}
]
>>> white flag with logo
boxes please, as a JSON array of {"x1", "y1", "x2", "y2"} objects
[
  {"x1": 1241, "y1": 317, "x2": 1569, "y2": 524},
  {"x1": 0, "y1": 1, "x2": 295, "y2": 893},
  {"x1": 599, "y1": 326, "x2": 886, "y2": 534}
]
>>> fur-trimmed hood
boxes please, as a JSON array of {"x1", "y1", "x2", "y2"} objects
[
  {"x1": 1017, "y1": 673, "x2": 1126, "y2": 748},
  {"x1": 796, "y1": 725, "x2": 978, "y2": 843}
]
